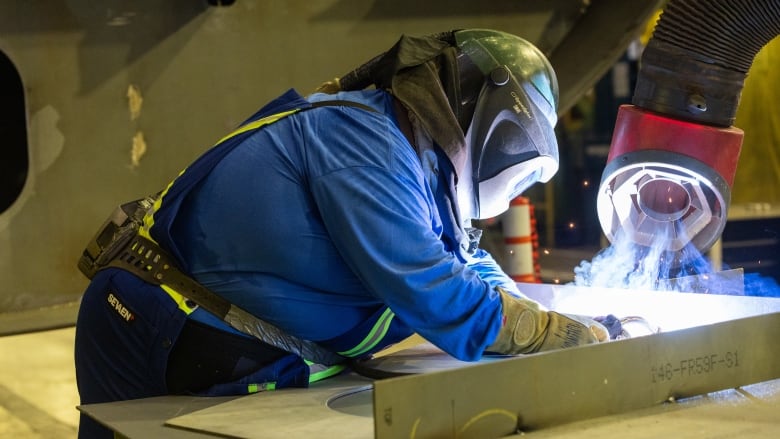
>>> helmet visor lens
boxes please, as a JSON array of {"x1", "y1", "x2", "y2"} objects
[{"x1": 469, "y1": 69, "x2": 559, "y2": 182}]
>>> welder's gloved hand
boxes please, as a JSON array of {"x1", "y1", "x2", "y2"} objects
[
  {"x1": 487, "y1": 287, "x2": 609, "y2": 355},
  {"x1": 593, "y1": 314, "x2": 623, "y2": 340}
]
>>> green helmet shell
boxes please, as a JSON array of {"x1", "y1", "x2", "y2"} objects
[
  {"x1": 453, "y1": 29, "x2": 560, "y2": 219},
  {"x1": 454, "y1": 29, "x2": 559, "y2": 126}
]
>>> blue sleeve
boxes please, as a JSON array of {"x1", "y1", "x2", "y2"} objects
[
  {"x1": 465, "y1": 249, "x2": 525, "y2": 298},
  {"x1": 306, "y1": 111, "x2": 501, "y2": 361}
]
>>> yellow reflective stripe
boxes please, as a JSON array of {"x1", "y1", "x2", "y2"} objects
[
  {"x1": 215, "y1": 109, "x2": 300, "y2": 144},
  {"x1": 337, "y1": 308, "x2": 395, "y2": 358},
  {"x1": 138, "y1": 170, "x2": 183, "y2": 241},
  {"x1": 160, "y1": 284, "x2": 198, "y2": 315}
]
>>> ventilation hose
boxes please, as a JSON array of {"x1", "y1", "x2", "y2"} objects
[
  {"x1": 634, "y1": 0, "x2": 780, "y2": 126},
  {"x1": 597, "y1": 0, "x2": 780, "y2": 262}
]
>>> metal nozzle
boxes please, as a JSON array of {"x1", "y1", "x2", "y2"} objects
[
  {"x1": 596, "y1": 105, "x2": 743, "y2": 259},
  {"x1": 637, "y1": 178, "x2": 690, "y2": 222},
  {"x1": 597, "y1": 151, "x2": 729, "y2": 254}
]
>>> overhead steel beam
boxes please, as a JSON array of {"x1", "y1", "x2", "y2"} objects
[{"x1": 549, "y1": 0, "x2": 665, "y2": 115}]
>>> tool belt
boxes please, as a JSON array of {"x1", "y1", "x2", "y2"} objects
[{"x1": 78, "y1": 197, "x2": 345, "y2": 366}]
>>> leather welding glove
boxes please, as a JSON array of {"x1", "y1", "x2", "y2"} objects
[{"x1": 487, "y1": 287, "x2": 609, "y2": 355}]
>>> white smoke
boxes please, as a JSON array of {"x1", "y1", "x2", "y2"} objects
[{"x1": 572, "y1": 228, "x2": 718, "y2": 293}]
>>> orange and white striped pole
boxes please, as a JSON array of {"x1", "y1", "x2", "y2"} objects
[{"x1": 502, "y1": 196, "x2": 541, "y2": 283}]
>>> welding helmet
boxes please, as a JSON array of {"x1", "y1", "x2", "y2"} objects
[{"x1": 452, "y1": 29, "x2": 560, "y2": 220}]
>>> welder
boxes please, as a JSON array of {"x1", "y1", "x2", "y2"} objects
[{"x1": 74, "y1": 29, "x2": 609, "y2": 438}]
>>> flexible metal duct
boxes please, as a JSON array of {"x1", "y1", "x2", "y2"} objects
[
  {"x1": 597, "y1": 0, "x2": 780, "y2": 260},
  {"x1": 634, "y1": 0, "x2": 780, "y2": 126}
]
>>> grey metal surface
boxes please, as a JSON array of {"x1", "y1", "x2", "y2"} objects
[
  {"x1": 0, "y1": 0, "x2": 656, "y2": 332},
  {"x1": 373, "y1": 311, "x2": 780, "y2": 438},
  {"x1": 355, "y1": 342, "x2": 512, "y2": 376},
  {"x1": 164, "y1": 375, "x2": 375, "y2": 438},
  {"x1": 78, "y1": 376, "x2": 376, "y2": 438},
  {"x1": 78, "y1": 395, "x2": 240, "y2": 438},
  {"x1": 515, "y1": 379, "x2": 780, "y2": 438},
  {"x1": 78, "y1": 375, "x2": 780, "y2": 438}
]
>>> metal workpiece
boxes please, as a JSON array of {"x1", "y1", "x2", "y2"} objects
[
  {"x1": 373, "y1": 311, "x2": 780, "y2": 438},
  {"x1": 165, "y1": 376, "x2": 376, "y2": 439},
  {"x1": 78, "y1": 285, "x2": 780, "y2": 438},
  {"x1": 370, "y1": 284, "x2": 780, "y2": 437},
  {"x1": 510, "y1": 379, "x2": 780, "y2": 438}
]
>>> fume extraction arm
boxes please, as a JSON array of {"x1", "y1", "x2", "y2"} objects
[{"x1": 597, "y1": 0, "x2": 780, "y2": 264}]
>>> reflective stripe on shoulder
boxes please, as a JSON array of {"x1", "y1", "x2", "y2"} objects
[
  {"x1": 138, "y1": 171, "x2": 182, "y2": 241},
  {"x1": 337, "y1": 307, "x2": 395, "y2": 358},
  {"x1": 215, "y1": 109, "x2": 300, "y2": 145}
]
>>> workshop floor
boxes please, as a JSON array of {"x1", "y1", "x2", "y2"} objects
[{"x1": 0, "y1": 326, "x2": 80, "y2": 438}]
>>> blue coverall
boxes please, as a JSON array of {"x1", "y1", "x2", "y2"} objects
[{"x1": 75, "y1": 88, "x2": 520, "y2": 437}]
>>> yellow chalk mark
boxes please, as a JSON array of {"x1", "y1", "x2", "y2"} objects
[
  {"x1": 131, "y1": 131, "x2": 147, "y2": 167},
  {"x1": 127, "y1": 84, "x2": 143, "y2": 121},
  {"x1": 458, "y1": 408, "x2": 518, "y2": 436},
  {"x1": 409, "y1": 417, "x2": 422, "y2": 439}
]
